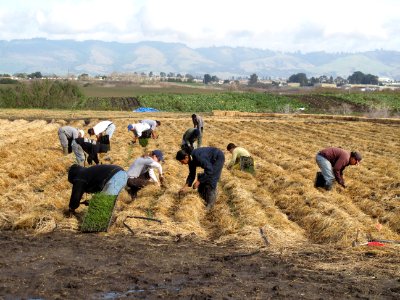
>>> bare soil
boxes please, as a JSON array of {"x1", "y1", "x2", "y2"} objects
[
  {"x1": 1, "y1": 231, "x2": 399, "y2": 299},
  {"x1": 291, "y1": 94, "x2": 369, "y2": 113}
]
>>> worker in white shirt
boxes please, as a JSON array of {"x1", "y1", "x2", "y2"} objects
[
  {"x1": 126, "y1": 150, "x2": 165, "y2": 200},
  {"x1": 87, "y1": 120, "x2": 115, "y2": 148},
  {"x1": 127, "y1": 122, "x2": 151, "y2": 144},
  {"x1": 140, "y1": 119, "x2": 161, "y2": 139}
]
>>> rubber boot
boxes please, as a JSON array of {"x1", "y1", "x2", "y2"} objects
[{"x1": 205, "y1": 188, "x2": 217, "y2": 210}]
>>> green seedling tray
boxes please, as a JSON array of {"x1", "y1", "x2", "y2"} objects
[{"x1": 80, "y1": 193, "x2": 118, "y2": 232}]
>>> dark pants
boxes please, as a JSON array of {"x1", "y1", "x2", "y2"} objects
[
  {"x1": 197, "y1": 149, "x2": 224, "y2": 207},
  {"x1": 67, "y1": 138, "x2": 73, "y2": 153},
  {"x1": 314, "y1": 171, "x2": 326, "y2": 188},
  {"x1": 198, "y1": 149, "x2": 225, "y2": 190},
  {"x1": 198, "y1": 183, "x2": 217, "y2": 208},
  {"x1": 126, "y1": 173, "x2": 150, "y2": 199},
  {"x1": 141, "y1": 129, "x2": 153, "y2": 139},
  {"x1": 240, "y1": 156, "x2": 255, "y2": 173}
]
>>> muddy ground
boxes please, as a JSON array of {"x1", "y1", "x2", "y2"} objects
[{"x1": 1, "y1": 231, "x2": 399, "y2": 299}]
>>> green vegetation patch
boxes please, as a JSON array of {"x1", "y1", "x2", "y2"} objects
[
  {"x1": 337, "y1": 92, "x2": 400, "y2": 111},
  {"x1": 139, "y1": 92, "x2": 305, "y2": 112},
  {"x1": 138, "y1": 138, "x2": 149, "y2": 147},
  {"x1": 80, "y1": 193, "x2": 117, "y2": 232}
]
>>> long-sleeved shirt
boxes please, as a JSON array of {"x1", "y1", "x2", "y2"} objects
[
  {"x1": 186, "y1": 147, "x2": 225, "y2": 189},
  {"x1": 93, "y1": 121, "x2": 113, "y2": 135},
  {"x1": 58, "y1": 126, "x2": 79, "y2": 148},
  {"x1": 129, "y1": 123, "x2": 151, "y2": 137},
  {"x1": 182, "y1": 128, "x2": 199, "y2": 146},
  {"x1": 192, "y1": 115, "x2": 204, "y2": 130},
  {"x1": 228, "y1": 147, "x2": 251, "y2": 168},
  {"x1": 318, "y1": 147, "x2": 350, "y2": 186},
  {"x1": 140, "y1": 119, "x2": 158, "y2": 130},
  {"x1": 75, "y1": 138, "x2": 107, "y2": 165},
  {"x1": 68, "y1": 164, "x2": 123, "y2": 210},
  {"x1": 127, "y1": 156, "x2": 163, "y2": 182}
]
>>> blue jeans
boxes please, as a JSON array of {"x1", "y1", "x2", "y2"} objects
[
  {"x1": 316, "y1": 154, "x2": 335, "y2": 186},
  {"x1": 102, "y1": 170, "x2": 128, "y2": 195}
]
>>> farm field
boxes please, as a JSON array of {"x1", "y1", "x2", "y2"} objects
[{"x1": 0, "y1": 109, "x2": 400, "y2": 299}]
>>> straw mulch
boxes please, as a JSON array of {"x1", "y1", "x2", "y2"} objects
[{"x1": 0, "y1": 112, "x2": 399, "y2": 251}]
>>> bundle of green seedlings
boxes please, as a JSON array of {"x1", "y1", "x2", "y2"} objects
[{"x1": 80, "y1": 193, "x2": 118, "y2": 232}]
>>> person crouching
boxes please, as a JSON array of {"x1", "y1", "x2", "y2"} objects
[
  {"x1": 126, "y1": 150, "x2": 165, "y2": 200},
  {"x1": 67, "y1": 164, "x2": 127, "y2": 214}
]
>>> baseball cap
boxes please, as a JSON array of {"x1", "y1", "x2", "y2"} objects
[
  {"x1": 152, "y1": 150, "x2": 164, "y2": 162},
  {"x1": 127, "y1": 124, "x2": 133, "y2": 131}
]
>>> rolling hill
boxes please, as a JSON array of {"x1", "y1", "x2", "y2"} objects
[{"x1": 1, "y1": 38, "x2": 400, "y2": 79}]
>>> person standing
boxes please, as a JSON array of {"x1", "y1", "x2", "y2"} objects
[
  {"x1": 191, "y1": 114, "x2": 204, "y2": 148},
  {"x1": 226, "y1": 143, "x2": 255, "y2": 173},
  {"x1": 126, "y1": 150, "x2": 165, "y2": 200},
  {"x1": 181, "y1": 128, "x2": 200, "y2": 154},
  {"x1": 67, "y1": 164, "x2": 127, "y2": 213},
  {"x1": 140, "y1": 119, "x2": 161, "y2": 139},
  {"x1": 176, "y1": 147, "x2": 224, "y2": 209},
  {"x1": 315, "y1": 147, "x2": 362, "y2": 190},
  {"x1": 58, "y1": 126, "x2": 85, "y2": 166}
]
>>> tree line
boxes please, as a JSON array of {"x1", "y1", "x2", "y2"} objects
[
  {"x1": 287, "y1": 71, "x2": 379, "y2": 86},
  {"x1": 0, "y1": 80, "x2": 84, "y2": 109}
]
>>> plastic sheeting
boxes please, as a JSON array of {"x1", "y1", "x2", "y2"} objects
[{"x1": 133, "y1": 107, "x2": 160, "y2": 112}]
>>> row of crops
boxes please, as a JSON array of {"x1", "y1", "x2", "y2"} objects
[{"x1": 138, "y1": 93, "x2": 305, "y2": 112}]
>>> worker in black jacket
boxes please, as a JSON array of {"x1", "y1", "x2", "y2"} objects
[
  {"x1": 67, "y1": 164, "x2": 127, "y2": 213},
  {"x1": 74, "y1": 137, "x2": 109, "y2": 165},
  {"x1": 176, "y1": 147, "x2": 224, "y2": 209}
]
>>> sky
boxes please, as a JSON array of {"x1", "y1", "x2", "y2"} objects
[{"x1": 0, "y1": 0, "x2": 399, "y2": 53}]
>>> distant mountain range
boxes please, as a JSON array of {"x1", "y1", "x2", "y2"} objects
[{"x1": 1, "y1": 38, "x2": 400, "y2": 80}]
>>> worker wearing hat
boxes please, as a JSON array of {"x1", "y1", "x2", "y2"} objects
[{"x1": 315, "y1": 147, "x2": 362, "y2": 190}]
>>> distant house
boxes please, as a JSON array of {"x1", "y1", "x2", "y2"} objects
[
  {"x1": 287, "y1": 82, "x2": 300, "y2": 88},
  {"x1": 378, "y1": 77, "x2": 393, "y2": 84},
  {"x1": 313, "y1": 83, "x2": 337, "y2": 88}
]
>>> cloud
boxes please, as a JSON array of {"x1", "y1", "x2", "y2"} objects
[{"x1": 0, "y1": 0, "x2": 400, "y2": 52}]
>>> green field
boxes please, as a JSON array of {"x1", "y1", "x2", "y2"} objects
[
  {"x1": 1, "y1": 80, "x2": 400, "y2": 115},
  {"x1": 81, "y1": 82, "x2": 223, "y2": 97}
]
